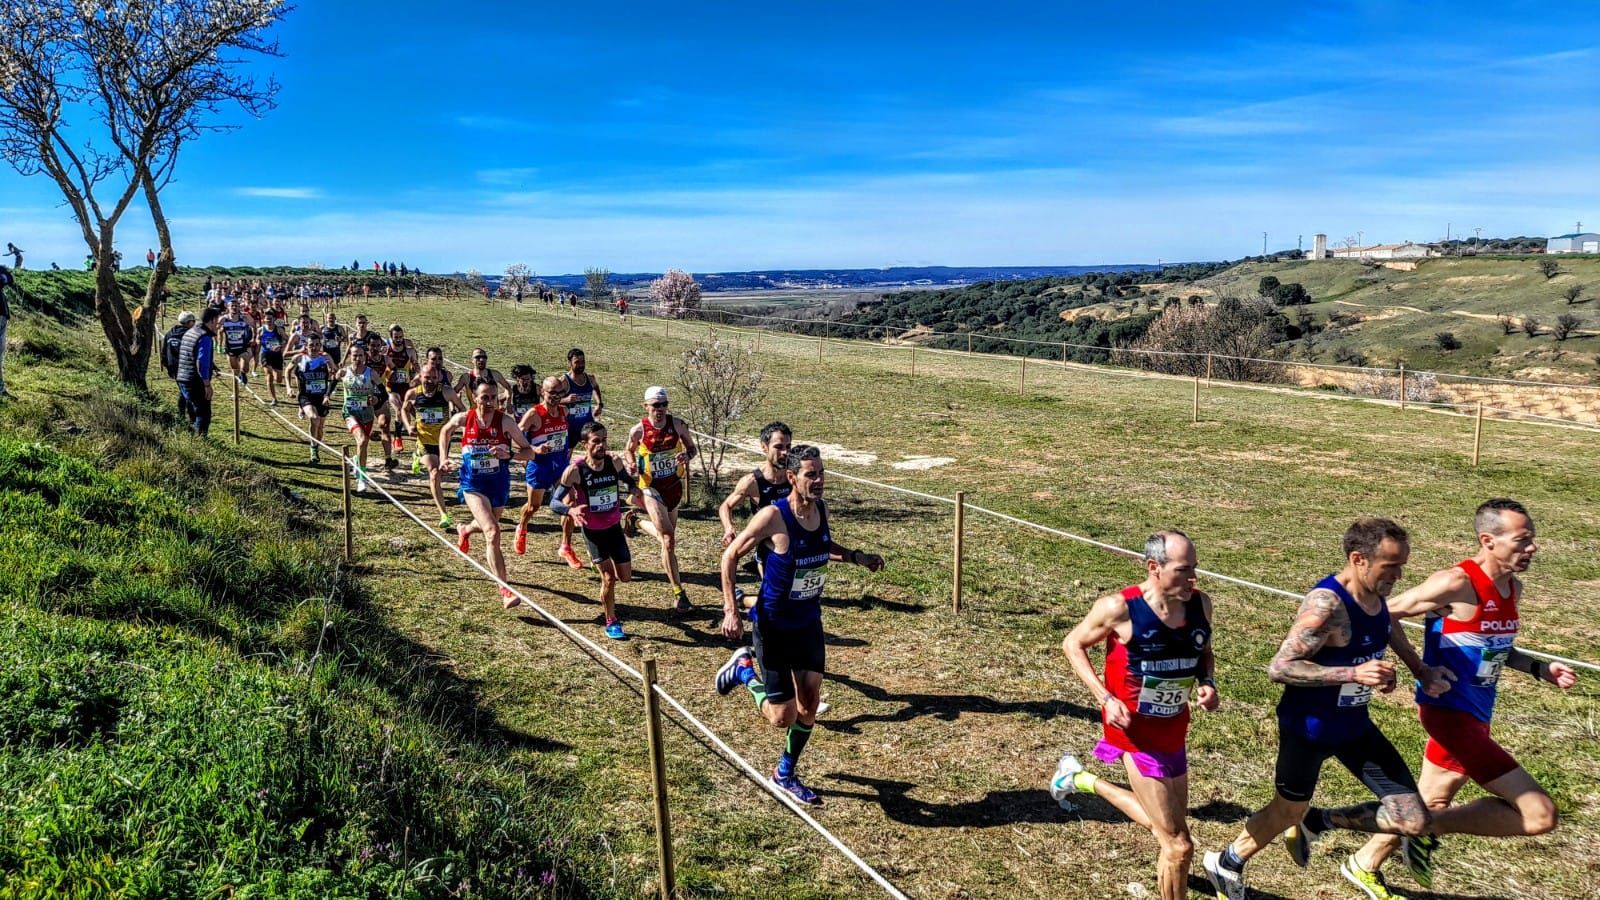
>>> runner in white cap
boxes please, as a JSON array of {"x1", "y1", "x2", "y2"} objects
[{"x1": 624, "y1": 385, "x2": 698, "y2": 614}]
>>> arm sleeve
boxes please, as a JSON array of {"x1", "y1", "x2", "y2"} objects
[{"x1": 197, "y1": 335, "x2": 214, "y2": 380}]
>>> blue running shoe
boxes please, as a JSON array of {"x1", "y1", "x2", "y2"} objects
[
  {"x1": 772, "y1": 769, "x2": 821, "y2": 806},
  {"x1": 604, "y1": 619, "x2": 626, "y2": 640},
  {"x1": 716, "y1": 648, "x2": 754, "y2": 695}
]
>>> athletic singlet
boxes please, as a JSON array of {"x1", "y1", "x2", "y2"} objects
[
  {"x1": 298, "y1": 356, "x2": 331, "y2": 396},
  {"x1": 1101, "y1": 586, "x2": 1210, "y2": 754},
  {"x1": 526, "y1": 402, "x2": 569, "y2": 453},
  {"x1": 752, "y1": 469, "x2": 789, "y2": 510},
  {"x1": 221, "y1": 317, "x2": 251, "y2": 351},
  {"x1": 575, "y1": 455, "x2": 630, "y2": 530},
  {"x1": 320, "y1": 325, "x2": 342, "y2": 354},
  {"x1": 460, "y1": 408, "x2": 510, "y2": 474},
  {"x1": 363, "y1": 333, "x2": 385, "y2": 361},
  {"x1": 462, "y1": 369, "x2": 497, "y2": 394},
  {"x1": 412, "y1": 389, "x2": 450, "y2": 444},
  {"x1": 563, "y1": 373, "x2": 596, "y2": 425},
  {"x1": 509, "y1": 386, "x2": 540, "y2": 422},
  {"x1": 636, "y1": 416, "x2": 684, "y2": 489},
  {"x1": 386, "y1": 340, "x2": 412, "y2": 385},
  {"x1": 341, "y1": 367, "x2": 378, "y2": 416},
  {"x1": 1276, "y1": 574, "x2": 1391, "y2": 742},
  {"x1": 259, "y1": 324, "x2": 283, "y2": 354},
  {"x1": 1418, "y1": 560, "x2": 1520, "y2": 723},
  {"x1": 755, "y1": 497, "x2": 831, "y2": 629}
]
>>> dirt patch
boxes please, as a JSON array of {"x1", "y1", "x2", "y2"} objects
[
  {"x1": 1443, "y1": 275, "x2": 1519, "y2": 285},
  {"x1": 806, "y1": 440, "x2": 878, "y2": 465},
  {"x1": 892, "y1": 455, "x2": 955, "y2": 470}
]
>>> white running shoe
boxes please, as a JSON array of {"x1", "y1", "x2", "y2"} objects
[
  {"x1": 1203, "y1": 850, "x2": 1249, "y2": 900},
  {"x1": 1048, "y1": 753, "x2": 1084, "y2": 806}
]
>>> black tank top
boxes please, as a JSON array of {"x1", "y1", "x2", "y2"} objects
[{"x1": 752, "y1": 469, "x2": 789, "y2": 510}]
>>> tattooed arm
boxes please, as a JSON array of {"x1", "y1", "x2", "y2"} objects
[{"x1": 1267, "y1": 588, "x2": 1395, "y2": 688}]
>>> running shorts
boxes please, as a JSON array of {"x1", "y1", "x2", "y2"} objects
[
  {"x1": 582, "y1": 524, "x2": 631, "y2": 565},
  {"x1": 645, "y1": 478, "x2": 682, "y2": 512},
  {"x1": 226, "y1": 346, "x2": 249, "y2": 357},
  {"x1": 525, "y1": 454, "x2": 568, "y2": 491},
  {"x1": 348, "y1": 417, "x2": 374, "y2": 437},
  {"x1": 1093, "y1": 742, "x2": 1189, "y2": 780},
  {"x1": 299, "y1": 393, "x2": 330, "y2": 417},
  {"x1": 1419, "y1": 704, "x2": 1519, "y2": 786},
  {"x1": 458, "y1": 457, "x2": 511, "y2": 509},
  {"x1": 751, "y1": 618, "x2": 826, "y2": 706},
  {"x1": 1273, "y1": 718, "x2": 1418, "y2": 803},
  {"x1": 421, "y1": 443, "x2": 440, "y2": 459},
  {"x1": 261, "y1": 351, "x2": 284, "y2": 371}
]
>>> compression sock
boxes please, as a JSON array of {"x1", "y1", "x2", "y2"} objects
[
  {"x1": 777, "y1": 722, "x2": 813, "y2": 778},
  {"x1": 1072, "y1": 771, "x2": 1099, "y2": 794},
  {"x1": 1220, "y1": 846, "x2": 1246, "y2": 873},
  {"x1": 745, "y1": 678, "x2": 768, "y2": 711}
]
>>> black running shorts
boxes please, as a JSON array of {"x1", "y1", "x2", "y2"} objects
[
  {"x1": 751, "y1": 618, "x2": 826, "y2": 706},
  {"x1": 1273, "y1": 720, "x2": 1419, "y2": 803},
  {"x1": 582, "y1": 524, "x2": 631, "y2": 565}
]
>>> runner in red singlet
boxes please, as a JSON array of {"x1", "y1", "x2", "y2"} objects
[{"x1": 624, "y1": 386, "x2": 698, "y2": 614}]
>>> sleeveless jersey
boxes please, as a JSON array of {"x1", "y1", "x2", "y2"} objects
[
  {"x1": 636, "y1": 416, "x2": 685, "y2": 489},
  {"x1": 298, "y1": 356, "x2": 331, "y2": 396},
  {"x1": 575, "y1": 455, "x2": 629, "y2": 530},
  {"x1": 460, "y1": 408, "x2": 510, "y2": 474},
  {"x1": 1276, "y1": 574, "x2": 1390, "y2": 742},
  {"x1": 526, "y1": 402, "x2": 569, "y2": 453},
  {"x1": 412, "y1": 389, "x2": 450, "y2": 444},
  {"x1": 221, "y1": 316, "x2": 251, "y2": 352},
  {"x1": 462, "y1": 368, "x2": 496, "y2": 394},
  {"x1": 752, "y1": 468, "x2": 789, "y2": 510},
  {"x1": 320, "y1": 325, "x2": 342, "y2": 354},
  {"x1": 755, "y1": 497, "x2": 832, "y2": 629},
  {"x1": 386, "y1": 340, "x2": 413, "y2": 385},
  {"x1": 342, "y1": 367, "x2": 378, "y2": 417},
  {"x1": 1418, "y1": 560, "x2": 1520, "y2": 723},
  {"x1": 563, "y1": 373, "x2": 596, "y2": 426},
  {"x1": 1101, "y1": 586, "x2": 1210, "y2": 754},
  {"x1": 258, "y1": 324, "x2": 283, "y2": 354},
  {"x1": 509, "y1": 386, "x2": 540, "y2": 422}
]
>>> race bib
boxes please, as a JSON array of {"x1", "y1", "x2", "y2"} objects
[
  {"x1": 262, "y1": 336, "x2": 281, "y2": 351},
  {"x1": 346, "y1": 397, "x2": 367, "y2": 413},
  {"x1": 304, "y1": 377, "x2": 328, "y2": 394},
  {"x1": 543, "y1": 431, "x2": 567, "y2": 452},
  {"x1": 1136, "y1": 676, "x2": 1195, "y2": 718},
  {"x1": 1337, "y1": 682, "x2": 1375, "y2": 707},
  {"x1": 391, "y1": 369, "x2": 408, "y2": 384},
  {"x1": 791, "y1": 564, "x2": 828, "y2": 602},
  {"x1": 468, "y1": 450, "x2": 500, "y2": 472},
  {"x1": 569, "y1": 397, "x2": 592, "y2": 419},
  {"x1": 588, "y1": 483, "x2": 618, "y2": 512},
  {"x1": 420, "y1": 409, "x2": 446, "y2": 425},
  {"x1": 648, "y1": 449, "x2": 679, "y2": 478},
  {"x1": 1474, "y1": 647, "x2": 1509, "y2": 687}
]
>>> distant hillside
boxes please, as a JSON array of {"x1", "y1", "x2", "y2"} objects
[{"x1": 512, "y1": 264, "x2": 1163, "y2": 294}]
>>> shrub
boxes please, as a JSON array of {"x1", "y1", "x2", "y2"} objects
[
  {"x1": 1123, "y1": 296, "x2": 1287, "y2": 382},
  {"x1": 1498, "y1": 313, "x2": 1517, "y2": 335},
  {"x1": 1554, "y1": 313, "x2": 1582, "y2": 341},
  {"x1": 1522, "y1": 316, "x2": 1542, "y2": 337},
  {"x1": 1433, "y1": 331, "x2": 1462, "y2": 351},
  {"x1": 1564, "y1": 283, "x2": 1584, "y2": 304},
  {"x1": 1539, "y1": 259, "x2": 1560, "y2": 279},
  {"x1": 673, "y1": 339, "x2": 764, "y2": 490}
]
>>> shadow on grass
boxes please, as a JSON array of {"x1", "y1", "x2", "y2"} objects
[{"x1": 821, "y1": 671, "x2": 1096, "y2": 734}]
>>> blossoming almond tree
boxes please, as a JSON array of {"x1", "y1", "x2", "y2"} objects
[{"x1": 649, "y1": 268, "x2": 701, "y2": 319}]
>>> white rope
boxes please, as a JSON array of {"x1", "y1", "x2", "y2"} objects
[{"x1": 238, "y1": 381, "x2": 910, "y2": 900}]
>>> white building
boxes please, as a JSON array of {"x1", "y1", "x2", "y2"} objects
[
  {"x1": 1330, "y1": 242, "x2": 1433, "y2": 260},
  {"x1": 1545, "y1": 233, "x2": 1600, "y2": 254}
]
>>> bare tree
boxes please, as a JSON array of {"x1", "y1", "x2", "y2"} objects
[
  {"x1": 1564, "y1": 283, "x2": 1584, "y2": 305},
  {"x1": 673, "y1": 339, "x2": 764, "y2": 490},
  {"x1": 584, "y1": 267, "x2": 610, "y2": 307},
  {"x1": 1538, "y1": 259, "x2": 1560, "y2": 280},
  {"x1": 0, "y1": 1, "x2": 289, "y2": 389},
  {"x1": 1497, "y1": 312, "x2": 1517, "y2": 336},
  {"x1": 650, "y1": 268, "x2": 702, "y2": 319},
  {"x1": 1554, "y1": 314, "x2": 1582, "y2": 341},
  {"x1": 1521, "y1": 316, "x2": 1542, "y2": 338},
  {"x1": 501, "y1": 262, "x2": 533, "y2": 298}
]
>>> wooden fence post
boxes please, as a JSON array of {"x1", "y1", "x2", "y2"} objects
[
  {"x1": 1472, "y1": 401, "x2": 1485, "y2": 467},
  {"x1": 967, "y1": 332, "x2": 973, "y2": 355},
  {"x1": 1061, "y1": 341, "x2": 1067, "y2": 365},
  {"x1": 232, "y1": 376, "x2": 241, "y2": 444},
  {"x1": 910, "y1": 345, "x2": 917, "y2": 377},
  {"x1": 952, "y1": 492, "x2": 966, "y2": 614},
  {"x1": 1399, "y1": 364, "x2": 1408, "y2": 409},
  {"x1": 1019, "y1": 355, "x2": 1027, "y2": 396},
  {"x1": 817, "y1": 335, "x2": 823, "y2": 363},
  {"x1": 341, "y1": 449, "x2": 354, "y2": 562},
  {"x1": 643, "y1": 659, "x2": 676, "y2": 900},
  {"x1": 665, "y1": 318, "x2": 671, "y2": 339},
  {"x1": 1205, "y1": 353, "x2": 1214, "y2": 383},
  {"x1": 1193, "y1": 373, "x2": 1201, "y2": 423}
]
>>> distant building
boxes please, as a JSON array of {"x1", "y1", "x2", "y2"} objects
[
  {"x1": 1330, "y1": 242, "x2": 1433, "y2": 260},
  {"x1": 1545, "y1": 233, "x2": 1600, "y2": 254}
]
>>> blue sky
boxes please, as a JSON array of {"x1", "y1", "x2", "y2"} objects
[{"x1": 2, "y1": 1, "x2": 1596, "y2": 273}]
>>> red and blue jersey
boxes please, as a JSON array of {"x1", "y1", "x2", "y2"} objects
[
  {"x1": 1102, "y1": 586, "x2": 1210, "y2": 754},
  {"x1": 1418, "y1": 560, "x2": 1519, "y2": 724}
]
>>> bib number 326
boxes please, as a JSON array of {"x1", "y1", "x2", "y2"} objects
[{"x1": 1136, "y1": 676, "x2": 1194, "y2": 717}]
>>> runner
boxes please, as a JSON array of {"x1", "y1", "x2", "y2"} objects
[
  {"x1": 507, "y1": 364, "x2": 540, "y2": 423},
  {"x1": 319, "y1": 311, "x2": 348, "y2": 362},
  {"x1": 1202, "y1": 517, "x2": 1449, "y2": 900},
  {"x1": 557, "y1": 348, "x2": 603, "y2": 567},
  {"x1": 365, "y1": 347, "x2": 399, "y2": 473},
  {"x1": 615, "y1": 293, "x2": 629, "y2": 321},
  {"x1": 336, "y1": 344, "x2": 382, "y2": 492},
  {"x1": 219, "y1": 301, "x2": 254, "y2": 384},
  {"x1": 1341, "y1": 499, "x2": 1573, "y2": 899},
  {"x1": 384, "y1": 323, "x2": 418, "y2": 451},
  {"x1": 293, "y1": 339, "x2": 336, "y2": 464},
  {"x1": 438, "y1": 381, "x2": 536, "y2": 608},
  {"x1": 559, "y1": 422, "x2": 645, "y2": 639},
  {"x1": 1052, "y1": 531, "x2": 1217, "y2": 900},
  {"x1": 718, "y1": 421, "x2": 795, "y2": 600},
  {"x1": 714, "y1": 444, "x2": 885, "y2": 805},
  {"x1": 257, "y1": 311, "x2": 288, "y2": 405},
  {"x1": 624, "y1": 386, "x2": 699, "y2": 614},
  {"x1": 454, "y1": 347, "x2": 511, "y2": 401},
  {"x1": 513, "y1": 375, "x2": 570, "y2": 556},
  {"x1": 401, "y1": 364, "x2": 464, "y2": 526}
]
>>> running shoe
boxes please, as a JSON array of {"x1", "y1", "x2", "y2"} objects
[
  {"x1": 1048, "y1": 753, "x2": 1085, "y2": 806},
  {"x1": 672, "y1": 587, "x2": 692, "y2": 615},
  {"x1": 457, "y1": 524, "x2": 472, "y2": 553},
  {"x1": 715, "y1": 648, "x2": 755, "y2": 695},
  {"x1": 558, "y1": 543, "x2": 583, "y2": 569},
  {"x1": 1340, "y1": 855, "x2": 1409, "y2": 900},
  {"x1": 411, "y1": 454, "x2": 422, "y2": 476},
  {"x1": 771, "y1": 769, "x2": 821, "y2": 806},
  {"x1": 514, "y1": 524, "x2": 527, "y2": 556},
  {"x1": 1202, "y1": 850, "x2": 1249, "y2": 900},
  {"x1": 383, "y1": 456, "x2": 398, "y2": 471},
  {"x1": 1285, "y1": 815, "x2": 1324, "y2": 868},
  {"x1": 354, "y1": 478, "x2": 368, "y2": 494},
  {"x1": 604, "y1": 619, "x2": 626, "y2": 640},
  {"x1": 1401, "y1": 834, "x2": 1438, "y2": 889},
  {"x1": 309, "y1": 447, "x2": 321, "y2": 464},
  {"x1": 500, "y1": 586, "x2": 520, "y2": 609},
  {"x1": 438, "y1": 513, "x2": 453, "y2": 529},
  {"x1": 393, "y1": 436, "x2": 404, "y2": 452},
  {"x1": 621, "y1": 509, "x2": 639, "y2": 538},
  {"x1": 269, "y1": 398, "x2": 278, "y2": 407}
]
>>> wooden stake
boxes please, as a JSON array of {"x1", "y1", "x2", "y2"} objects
[
  {"x1": 1193, "y1": 373, "x2": 1201, "y2": 423},
  {"x1": 967, "y1": 332, "x2": 973, "y2": 355},
  {"x1": 1061, "y1": 341, "x2": 1067, "y2": 365},
  {"x1": 232, "y1": 375, "x2": 241, "y2": 444},
  {"x1": 1205, "y1": 353, "x2": 1214, "y2": 383},
  {"x1": 1019, "y1": 355, "x2": 1027, "y2": 396},
  {"x1": 755, "y1": 328, "x2": 762, "y2": 352},
  {"x1": 665, "y1": 318, "x2": 671, "y2": 339},
  {"x1": 341, "y1": 449, "x2": 354, "y2": 562},
  {"x1": 642, "y1": 658, "x2": 676, "y2": 900},
  {"x1": 952, "y1": 491, "x2": 966, "y2": 614},
  {"x1": 1398, "y1": 364, "x2": 1407, "y2": 409},
  {"x1": 910, "y1": 345, "x2": 917, "y2": 377},
  {"x1": 817, "y1": 335, "x2": 823, "y2": 362},
  {"x1": 1472, "y1": 400, "x2": 1485, "y2": 467}
]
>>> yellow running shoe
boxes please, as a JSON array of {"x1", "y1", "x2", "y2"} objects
[{"x1": 1340, "y1": 855, "x2": 1408, "y2": 900}]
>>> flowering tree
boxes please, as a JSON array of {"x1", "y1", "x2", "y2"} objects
[
  {"x1": 649, "y1": 268, "x2": 702, "y2": 319},
  {"x1": 674, "y1": 340, "x2": 764, "y2": 490},
  {"x1": 0, "y1": 0, "x2": 289, "y2": 388},
  {"x1": 501, "y1": 262, "x2": 533, "y2": 298}
]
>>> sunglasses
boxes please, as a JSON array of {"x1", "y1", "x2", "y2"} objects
[{"x1": 648, "y1": 401, "x2": 669, "y2": 408}]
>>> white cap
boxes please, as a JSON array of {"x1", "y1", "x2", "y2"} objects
[{"x1": 644, "y1": 386, "x2": 669, "y2": 404}]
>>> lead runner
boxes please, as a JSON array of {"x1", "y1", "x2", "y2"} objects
[{"x1": 713, "y1": 444, "x2": 884, "y2": 805}]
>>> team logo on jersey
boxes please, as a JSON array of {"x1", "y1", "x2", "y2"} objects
[
  {"x1": 1193, "y1": 631, "x2": 1207, "y2": 649},
  {"x1": 1484, "y1": 599, "x2": 1499, "y2": 612}
]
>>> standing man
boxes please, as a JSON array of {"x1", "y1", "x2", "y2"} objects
[
  {"x1": 5, "y1": 242, "x2": 22, "y2": 269},
  {"x1": 145, "y1": 247, "x2": 156, "y2": 268},
  {"x1": 439, "y1": 382, "x2": 536, "y2": 608},
  {"x1": 1203, "y1": 518, "x2": 1451, "y2": 900},
  {"x1": 161, "y1": 311, "x2": 196, "y2": 416},
  {"x1": 1053, "y1": 531, "x2": 1217, "y2": 900},
  {"x1": 624, "y1": 386, "x2": 699, "y2": 614},
  {"x1": 1343, "y1": 499, "x2": 1573, "y2": 898},
  {"x1": 401, "y1": 364, "x2": 463, "y2": 526},
  {"x1": 175, "y1": 307, "x2": 221, "y2": 436},
  {"x1": 560, "y1": 422, "x2": 644, "y2": 639},
  {"x1": 714, "y1": 445, "x2": 885, "y2": 805}
]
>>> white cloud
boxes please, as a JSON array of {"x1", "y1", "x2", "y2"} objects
[{"x1": 234, "y1": 187, "x2": 323, "y2": 199}]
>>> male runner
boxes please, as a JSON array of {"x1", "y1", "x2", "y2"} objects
[
  {"x1": 514, "y1": 375, "x2": 570, "y2": 557},
  {"x1": 319, "y1": 311, "x2": 348, "y2": 363},
  {"x1": 336, "y1": 344, "x2": 382, "y2": 492},
  {"x1": 401, "y1": 364, "x2": 463, "y2": 526},
  {"x1": 219, "y1": 301, "x2": 254, "y2": 383},
  {"x1": 1203, "y1": 518, "x2": 1450, "y2": 900},
  {"x1": 718, "y1": 420, "x2": 795, "y2": 585},
  {"x1": 507, "y1": 364, "x2": 541, "y2": 424},
  {"x1": 714, "y1": 445, "x2": 885, "y2": 804},
  {"x1": 557, "y1": 348, "x2": 603, "y2": 567},
  {"x1": 624, "y1": 386, "x2": 699, "y2": 613},
  {"x1": 293, "y1": 339, "x2": 335, "y2": 464},
  {"x1": 384, "y1": 324, "x2": 418, "y2": 448},
  {"x1": 1342, "y1": 499, "x2": 1573, "y2": 899},
  {"x1": 1054, "y1": 531, "x2": 1218, "y2": 900},
  {"x1": 257, "y1": 312, "x2": 288, "y2": 405},
  {"x1": 438, "y1": 381, "x2": 535, "y2": 607},
  {"x1": 559, "y1": 422, "x2": 645, "y2": 640},
  {"x1": 454, "y1": 347, "x2": 511, "y2": 401}
]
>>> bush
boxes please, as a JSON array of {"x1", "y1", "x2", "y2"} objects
[
  {"x1": 1522, "y1": 316, "x2": 1542, "y2": 337},
  {"x1": 1274, "y1": 282, "x2": 1313, "y2": 305},
  {"x1": 1123, "y1": 295, "x2": 1288, "y2": 382},
  {"x1": 1554, "y1": 313, "x2": 1582, "y2": 341},
  {"x1": 1564, "y1": 283, "x2": 1584, "y2": 304},
  {"x1": 1539, "y1": 259, "x2": 1560, "y2": 279},
  {"x1": 1433, "y1": 331, "x2": 1462, "y2": 351}
]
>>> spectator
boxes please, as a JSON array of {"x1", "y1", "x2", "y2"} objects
[
  {"x1": 0, "y1": 264, "x2": 13, "y2": 398},
  {"x1": 162, "y1": 311, "x2": 197, "y2": 419},
  {"x1": 145, "y1": 247, "x2": 156, "y2": 267},
  {"x1": 5, "y1": 242, "x2": 22, "y2": 269},
  {"x1": 175, "y1": 307, "x2": 221, "y2": 436}
]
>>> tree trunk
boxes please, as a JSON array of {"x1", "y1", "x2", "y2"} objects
[{"x1": 91, "y1": 232, "x2": 152, "y2": 391}]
